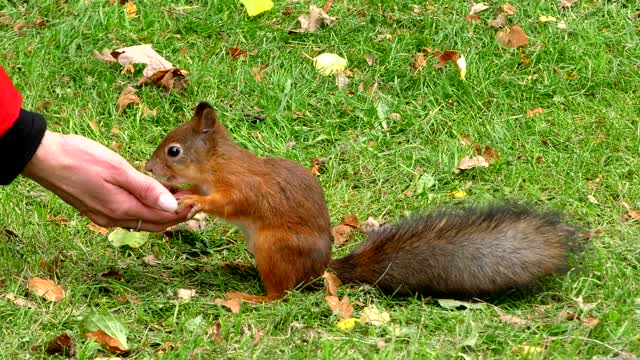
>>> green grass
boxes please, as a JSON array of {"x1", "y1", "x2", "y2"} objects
[{"x1": 1, "y1": 0, "x2": 640, "y2": 358}]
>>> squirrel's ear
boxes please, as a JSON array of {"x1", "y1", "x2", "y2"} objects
[{"x1": 193, "y1": 102, "x2": 218, "y2": 133}]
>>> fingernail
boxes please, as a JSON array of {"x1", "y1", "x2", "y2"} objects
[{"x1": 158, "y1": 193, "x2": 178, "y2": 212}]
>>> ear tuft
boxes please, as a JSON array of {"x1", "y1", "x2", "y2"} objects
[{"x1": 193, "y1": 102, "x2": 218, "y2": 133}]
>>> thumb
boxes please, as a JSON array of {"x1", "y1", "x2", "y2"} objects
[{"x1": 125, "y1": 170, "x2": 178, "y2": 212}]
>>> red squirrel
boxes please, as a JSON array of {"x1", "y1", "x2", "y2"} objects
[{"x1": 145, "y1": 102, "x2": 576, "y2": 303}]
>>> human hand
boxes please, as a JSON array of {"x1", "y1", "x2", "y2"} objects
[{"x1": 22, "y1": 131, "x2": 190, "y2": 231}]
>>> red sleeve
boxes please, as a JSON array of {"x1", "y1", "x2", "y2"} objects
[{"x1": 0, "y1": 66, "x2": 23, "y2": 136}]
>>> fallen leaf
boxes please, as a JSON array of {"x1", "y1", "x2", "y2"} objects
[
  {"x1": 620, "y1": 201, "x2": 640, "y2": 220},
  {"x1": 13, "y1": 21, "x2": 28, "y2": 32},
  {"x1": 28, "y1": 277, "x2": 65, "y2": 302},
  {"x1": 410, "y1": 52, "x2": 427, "y2": 74},
  {"x1": 313, "y1": 53, "x2": 347, "y2": 76},
  {"x1": 360, "y1": 216, "x2": 383, "y2": 233},
  {"x1": 340, "y1": 214, "x2": 360, "y2": 228},
  {"x1": 469, "y1": 2, "x2": 489, "y2": 15},
  {"x1": 239, "y1": 0, "x2": 273, "y2": 17},
  {"x1": 573, "y1": 295, "x2": 596, "y2": 312},
  {"x1": 499, "y1": 314, "x2": 529, "y2": 326},
  {"x1": 206, "y1": 321, "x2": 223, "y2": 343},
  {"x1": 557, "y1": 20, "x2": 568, "y2": 29},
  {"x1": 108, "y1": 228, "x2": 149, "y2": 248},
  {"x1": 310, "y1": 157, "x2": 323, "y2": 176},
  {"x1": 465, "y1": 14, "x2": 481, "y2": 23},
  {"x1": 325, "y1": 295, "x2": 354, "y2": 319},
  {"x1": 140, "y1": 67, "x2": 188, "y2": 90},
  {"x1": 88, "y1": 222, "x2": 109, "y2": 234},
  {"x1": 448, "y1": 189, "x2": 467, "y2": 199},
  {"x1": 389, "y1": 113, "x2": 402, "y2": 120},
  {"x1": 331, "y1": 224, "x2": 353, "y2": 247},
  {"x1": 587, "y1": 195, "x2": 599, "y2": 204},
  {"x1": 336, "y1": 317, "x2": 357, "y2": 330},
  {"x1": 527, "y1": 107, "x2": 544, "y2": 117},
  {"x1": 141, "y1": 105, "x2": 157, "y2": 117},
  {"x1": 359, "y1": 306, "x2": 390, "y2": 326},
  {"x1": 496, "y1": 25, "x2": 529, "y2": 48},
  {"x1": 81, "y1": 311, "x2": 129, "y2": 354},
  {"x1": 251, "y1": 64, "x2": 267, "y2": 81},
  {"x1": 124, "y1": 1, "x2": 137, "y2": 17},
  {"x1": 512, "y1": 345, "x2": 545, "y2": 357},
  {"x1": 215, "y1": 297, "x2": 241, "y2": 313},
  {"x1": 503, "y1": 3, "x2": 517, "y2": 15},
  {"x1": 364, "y1": 54, "x2": 375, "y2": 66},
  {"x1": 3, "y1": 292, "x2": 37, "y2": 308},
  {"x1": 111, "y1": 44, "x2": 173, "y2": 77},
  {"x1": 296, "y1": 5, "x2": 336, "y2": 32},
  {"x1": 437, "y1": 299, "x2": 486, "y2": 310},
  {"x1": 94, "y1": 49, "x2": 118, "y2": 62},
  {"x1": 226, "y1": 47, "x2": 247, "y2": 61},
  {"x1": 47, "y1": 214, "x2": 70, "y2": 224},
  {"x1": 559, "y1": 0, "x2": 577, "y2": 8},
  {"x1": 45, "y1": 333, "x2": 76, "y2": 357},
  {"x1": 583, "y1": 316, "x2": 600, "y2": 327},
  {"x1": 323, "y1": 271, "x2": 342, "y2": 296},
  {"x1": 335, "y1": 72, "x2": 349, "y2": 89},
  {"x1": 489, "y1": 14, "x2": 507, "y2": 28},
  {"x1": 117, "y1": 86, "x2": 140, "y2": 113},
  {"x1": 142, "y1": 254, "x2": 160, "y2": 266},
  {"x1": 539, "y1": 15, "x2": 557, "y2": 22},
  {"x1": 454, "y1": 155, "x2": 489, "y2": 173},
  {"x1": 177, "y1": 288, "x2": 196, "y2": 302}
]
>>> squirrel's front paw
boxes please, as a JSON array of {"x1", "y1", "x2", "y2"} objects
[{"x1": 177, "y1": 195, "x2": 203, "y2": 218}]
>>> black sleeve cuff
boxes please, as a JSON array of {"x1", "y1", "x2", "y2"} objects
[{"x1": 0, "y1": 109, "x2": 47, "y2": 185}]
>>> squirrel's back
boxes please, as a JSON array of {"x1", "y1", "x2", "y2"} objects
[{"x1": 329, "y1": 205, "x2": 576, "y2": 297}]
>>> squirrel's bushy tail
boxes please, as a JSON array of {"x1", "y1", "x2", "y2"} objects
[{"x1": 329, "y1": 204, "x2": 577, "y2": 297}]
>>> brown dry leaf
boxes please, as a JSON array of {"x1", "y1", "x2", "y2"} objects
[
  {"x1": 335, "y1": 72, "x2": 350, "y2": 89},
  {"x1": 111, "y1": 142, "x2": 122, "y2": 151},
  {"x1": 620, "y1": 201, "x2": 640, "y2": 220},
  {"x1": 206, "y1": 321, "x2": 223, "y2": 343},
  {"x1": 559, "y1": 0, "x2": 577, "y2": 8},
  {"x1": 361, "y1": 216, "x2": 383, "y2": 233},
  {"x1": 141, "y1": 105, "x2": 157, "y2": 117},
  {"x1": 3, "y1": 292, "x2": 37, "y2": 308},
  {"x1": 140, "y1": 67, "x2": 188, "y2": 91},
  {"x1": 499, "y1": 314, "x2": 529, "y2": 326},
  {"x1": 310, "y1": 157, "x2": 323, "y2": 176},
  {"x1": 28, "y1": 277, "x2": 65, "y2": 302},
  {"x1": 177, "y1": 288, "x2": 196, "y2": 302},
  {"x1": 110, "y1": 44, "x2": 173, "y2": 77},
  {"x1": 13, "y1": 21, "x2": 28, "y2": 32},
  {"x1": 45, "y1": 333, "x2": 76, "y2": 357},
  {"x1": 39, "y1": 255, "x2": 63, "y2": 275},
  {"x1": 341, "y1": 214, "x2": 361, "y2": 228},
  {"x1": 251, "y1": 64, "x2": 268, "y2": 81},
  {"x1": 496, "y1": 25, "x2": 529, "y2": 48},
  {"x1": 47, "y1": 214, "x2": 70, "y2": 224},
  {"x1": 215, "y1": 297, "x2": 241, "y2": 313},
  {"x1": 142, "y1": 254, "x2": 160, "y2": 266},
  {"x1": 454, "y1": 155, "x2": 490, "y2": 173},
  {"x1": 226, "y1": 47, "x2": 247, "y2": 61},
  {"x1": 296, "y1": 5, "x2": 336, "y2": 33},
  {"x1": 465, "y1": 14, "x2": 481, "y2": 23},
  {"x1": 83, "y1": 330, "x2": 126, "y2": 353},
  {"x1": 364, "y1": 54, "x2": 375, "y2": 66},
  {"x1": 322, "y1": 271, "x2": 342, "y2": 296},
  {"x1": 117, "y1": 86, "x2": 140, "y2": 113},
  {"x1": 503, "y1": 3, "x2": 517, "y2": 15},
  {"x1": 433, "y1": 50, "x2": 459, "y2": 69},
  {"x1": 125, "y1": 1, "x2": 137, "y2": 17},
  {"x1": 469, "y1": 2, "x2": 489, "y2": 15},
  {"x1": 110, "y1": 124, "x2": 120, "y2": 136},
  {"x1": 325, "y1": 295, "x2": 354, "y2": 319},
  {"x1": 331, "y1": 224, "x2": 353, "y2": 247},
  {"x1": 527, "y1": 107, "x2": 545, "y2": 117},
  {"x1": 583, "y1": 316, "x2": 600, "y2": 327},
  {"x1": 121, "y1": 63, "x2": 135, "y2": 75},
  {"x1": 489, "y1": 14, "x2": 507, "y2": 28},
  {"x1": 410, "y1": 52, "x2": 427, "y2": 74}
]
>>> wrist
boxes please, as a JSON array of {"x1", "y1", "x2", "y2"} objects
[{"x1": 22, "y1": 131, "x2": 67, "y2": 182}]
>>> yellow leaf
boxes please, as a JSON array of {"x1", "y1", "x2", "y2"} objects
[
  {"x1": 125, "y1": 1, "x2": 137, "y2": 18},
  {"x1": 359, "y1": 306, "x2": 391, "y2": 326},
  {"x1": 336, "y1": 318, "x2": 357, "y2": 330},
  {"x1": 456, "y1": 55, "x2": 467, "y2": 80},
  {"x1": 239, "y1": 0, "x2": 273, "y2": 17},
  {"x1": 539, "y1": 15, "x2": 557, "y2": 22},
  {"x1": 313, "y1": 53, "x2": 347, "y2": 76},
  {"x1": 448, "y1": 190, "x2": 466, "y2": 199}
]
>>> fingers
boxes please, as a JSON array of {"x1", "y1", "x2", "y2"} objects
[{"x1": 119, "y1": 168, "x2": 178, "y2": 213}]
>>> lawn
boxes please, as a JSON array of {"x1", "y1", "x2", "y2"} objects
[{"x1": 1, "y1": 0, "x2": 639, "y2": 358}]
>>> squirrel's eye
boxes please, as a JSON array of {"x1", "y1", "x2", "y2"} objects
[{"x1": 167, "y1": 145, "x2": 182, "y2": 158}]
